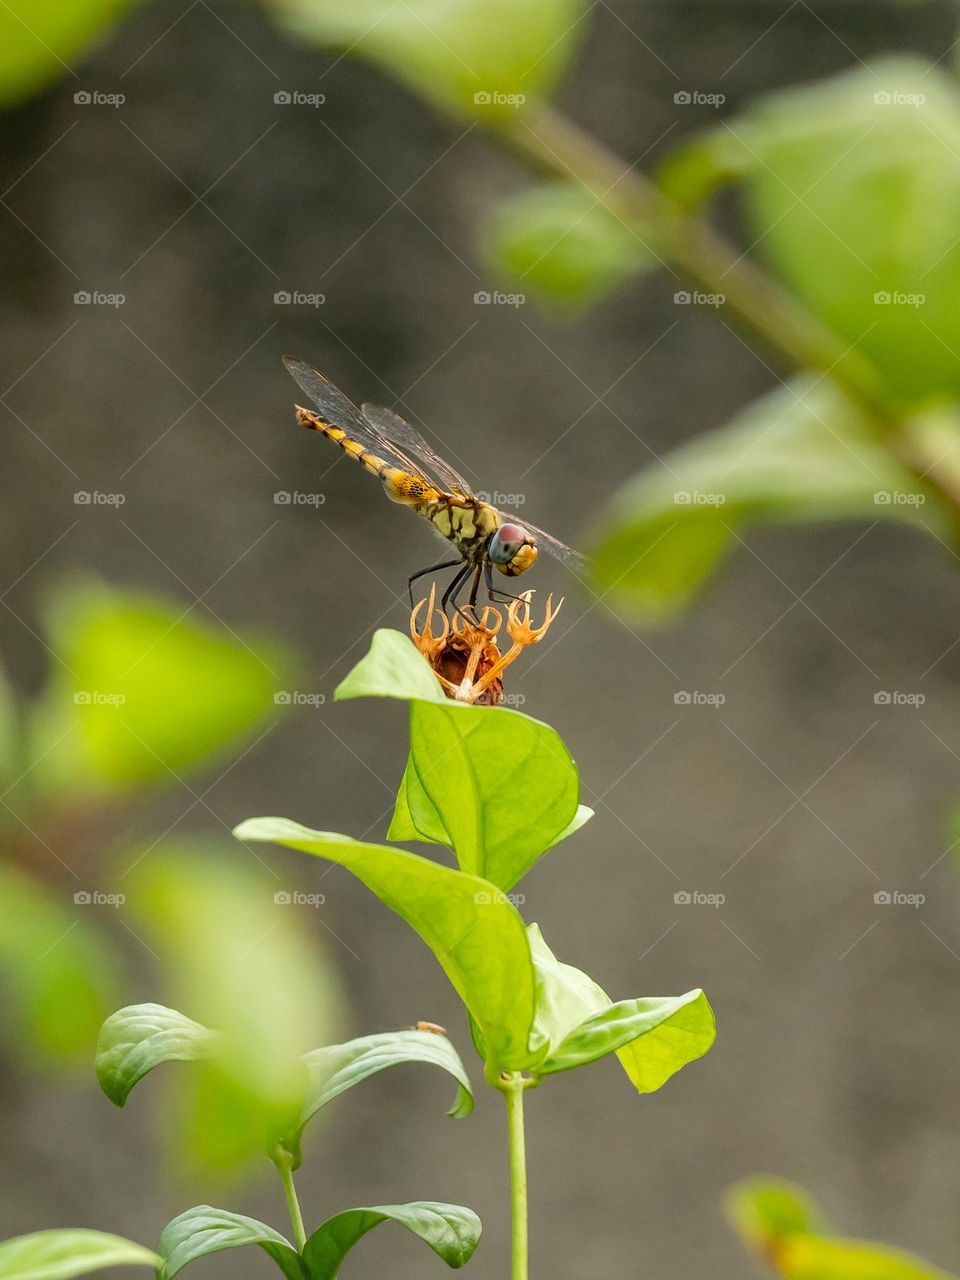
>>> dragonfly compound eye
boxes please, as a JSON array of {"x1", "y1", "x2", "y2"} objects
[{"x1": 488, "y1": 522, "x2": 528, "y2": 564}]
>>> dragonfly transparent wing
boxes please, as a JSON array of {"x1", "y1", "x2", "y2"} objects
[
  {"x1": 499, "y1": 510, "x2": 589, "y2": 574},
  {"x1": 362, "y1": 402, "x2": 473, "y2": 496},
  {"x1": 283, "y1": 357, "x2": 434, "y2": 484}
]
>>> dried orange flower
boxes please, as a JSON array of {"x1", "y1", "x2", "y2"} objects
[{"x1": 410, "y1": 584, "x2": 562, "y2": 705}]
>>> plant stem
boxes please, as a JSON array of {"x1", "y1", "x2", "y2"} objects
[
  {"x1": 494, "y1": 100, "x2": 960, "y2": 526},
  {"x1": 274, "y1": 1151, "x2": 307, "y2": 1253},
  {"x1": 503, "y1": 1074, "x2": 529, "y2": 1280}
]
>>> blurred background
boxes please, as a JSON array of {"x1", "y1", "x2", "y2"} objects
[{"x1": 2, "y1": 0, "x2": 960, "y2": 1277}]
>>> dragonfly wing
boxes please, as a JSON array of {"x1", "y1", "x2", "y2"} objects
[
  {"x1": 283, "y1": 357, "x2": 433, "y2": 482},
  {"x1": 362, "y1": 402, "x2": 474, "y2": 496},
  {"x1": 498, "y1": 510, "x2": 589, "y2": 574}
]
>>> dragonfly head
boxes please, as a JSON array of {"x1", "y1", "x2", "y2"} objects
[{"x1": 488, "y1": 523, "x2": 539, "y2": 577}]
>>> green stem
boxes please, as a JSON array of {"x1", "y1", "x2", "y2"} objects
[
  {"x1": 273, "y1": 1151, "x2": 307, "y2": 1253},
  {"x1": 504, "y1": 1075, "x2": 529, "y2": 1280}
]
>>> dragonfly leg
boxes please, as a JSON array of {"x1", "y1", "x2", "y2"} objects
[
  {"x1": 447, "y1": 562, "x2": 484, "y2": 625},
  {"x1": 441, "y1": 563, "x2": 474, "y2": 616},
  {"x1": 408, "y1": 557, "x2": 463, "y2": 607},
  {"x1": 483, "y1": 558, "x2": 528, "y2": 606}
]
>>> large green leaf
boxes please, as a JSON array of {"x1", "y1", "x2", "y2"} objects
[
  {"x1": 525, "y1": 925, "x2": 714, "y2": 1090},
  {"x1": 302, "y1": 1203, "x2": 481, "y2": 1279},
  {"x1": 27, "y1": 581, "x2": 291, "y2": 795},
  {"x1": 731, "y1": 57, "x2": 960, "y2": 405},
  {"x1": 95, "y1": 1003, "x2": 221, "y2": 1107},
  {"x1": 0, "y1": 0, "x2": 137, "y2": 107},
  {"x1": 0, "y1": 867, "x2": 120, "y2": 1068},
  {"x1": 590, "y1": 376, "x2": 948, "y2": 619},
  {"x1": 0, "y1": 1230, "x2": 159, "y2": 1280},
  {"x1": 234, "y1": 819, "x2": 539, "y2": 1073},
  {"x1": 271, "y1": 0, "x2": 586, "y2": 120},
  {"x1": 483, "y1": 183, "x2": 656, "y2": 311},
  {"x1": 339, "y1": 630, "x2": 585, "y2": 891},
  {"x1": 156, "y1": 1207, "x2": 304, "y2": 1280}
]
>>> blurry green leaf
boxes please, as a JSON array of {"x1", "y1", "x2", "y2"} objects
[
  {"x1": 590, "y1": 376, "x2": 946, "y2": 619},
  {"x1": 0, "y1": 867, "x2": 120, "y2": 1068},
  {"x1": 95, "y1": 1003, "x2": 221, "y2": 1107},
  {"x1": 0, "y1": 1230, "x2": 159, "y2": 1279},
  {"x1": 341, "y1": 630, "x2": 583, "y2": 890},
  {"x1": 725, "y1": 1177, "x2": 826, "y2": 1252},
  {"x1": 28, "y1": 581, "x2": 290, "y2": 795},
  {"x1": 731, "y1": 57, "x2": 960, "y2": 404},
  {"x1": 658, "y1": 125, "x2": 758, "y2": 208},
  {"x1": 777, "y1": 1236, "x2": 958, "y2": 1280},
  {"x1": 0, "y1": 0, "x2": 137, "y2": 108},
  {"x1": 526, "y1": 925, "x2": 714, "y2": 1090},
  {"x1": 125, "y1": 845, "x2": 337, "y2": 1178},
  {"x1": 302, "y1": 1203, "x2": 481, "y2": 1279},
  {"x1": 271, "y1": 0, "x2": 586, "y2": 119},
  {"x1": 539, "y1": 990, "x2": 715, "y2": 1088},
  {"x1": 483, "y1": 183, "x2": 656, "y2": 310},
  {"x1": 234, "y1": 819, "x2": 540, "y2": 1073},
  {"x1": 156, "y1": 1207, "x2": 304, "y2": 1280}
]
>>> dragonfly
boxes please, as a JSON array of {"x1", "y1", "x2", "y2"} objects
[{"x1": 283, "y1": 356, "x2": 586, "y2": 615}]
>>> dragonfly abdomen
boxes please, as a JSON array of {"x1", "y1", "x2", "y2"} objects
[{"x1": 296, "y1": 406, "x2": 442, "y2": 508}]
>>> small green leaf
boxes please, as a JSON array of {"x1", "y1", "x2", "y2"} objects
[
  {"x1": 95, "y1": 1003, "x2": 221, "y2": 1107},
  {"x1": 156, "y1": 1208, "x2": 304, "y2": 1280},
  {"x1": 590, "y1": 376, "x2": 946, "y2": 620},
  {"x1": 272, "y1": 0, "x2": 586, "y2": 120},
  {"x1": 483, "y1": 183, "x2": 656, "y2": 311},
  {"x1": 341, "y1": 631, "x2": 584, "y2": 890},
  {"x1": 725, "y1": 1177, "x2": 826, "y2": 1251},
  {"x1": 335, "y1": 629, "x2": 446, "y2": 705},
  {"x1": 234, "y1": 819, "x2": 539, "y2": 1073},
  {"x1": 537, "y1": 990, "x2": 716, "y2": 1089},
  {"x1": 282, "y1": 1029, "x2": 473, "y2": 1166},
  {"x1": 0, "y1": 1230, "x2": 160, "y2": 1280},
  {"x1": 302, "y1": 1203, "x2": 481, "y2": 1280},
  {"x1": 777, "y1": 1235, "x2": 958, "y2": 1280},
  {"x1": 526, "y1": 925, "x2": 714, "y2": 1090},
  {"x1": 657, "y1": 125, "x2": 759, "y2": 209}
]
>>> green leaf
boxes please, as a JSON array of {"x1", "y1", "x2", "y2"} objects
[
  {"x1": 123, "y1": 845, "x2": 339, "y2": 1178},
  {"x1": 538, "y1": 990, "x2": 715, "y2": 1088},
  {"x1": 776, "y1": 1235, "x2": 958, "y2": 1280},
  {"x1": 725, "y1": 1177, "x2": 826, "y2": 1251},
  {"x1": 95, "y1": 1003, "x2": 221, "y2": 1107},
  {"x1": 658, "y1": 125, "x2": 759, "y2": 209},
  {"x1": 156, "y1": 1207, "x2": 304, "y2": 1280},
  {"x1": 341, "y1": 631, "x2": 584, "y2": 891},
  {"x1": 590, "y1": 375, "x2": 946, "y2": 620},
  {"x1": 281, "y1": 1029, "x2": 473, "y2": 1167},
  {"x1": 272, "y1": 0, "x2": 586, "y2": 120},
  {"x1": 526, "y1": 925, "x2": 714, "y2": 1090},
  {"x1": 27, "y1": 581, "x2": 291, "y2": 795},
  {"x1": 335, "y1": 628, "x2": 447, "y2": 705},
  {"x1": 0, "y1": 867, "x2": 120, "y2": 1068},
  {"x1": 0, "y1": 0, "x2": 138, "y2": 108},
  {"x1": 733, "y1": 57, "x2": 960, "y2": 404},
  {"x1": 0, "y1": 1230, "x2": 160, "y2": 1280},
  {"x1": 234, "y1": 819, "x2": 539, "y2": 1073},
  {"x1": 302, "y1": 1203, "x2": 481, "y2": 1280},
  {"x1": 483, "y1": 183, "x2": 656, "y2": 311}
]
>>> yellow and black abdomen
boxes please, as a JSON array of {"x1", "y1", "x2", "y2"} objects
[{"x1": 296, "y1": 406, "x2": 441, "y2": 510}]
